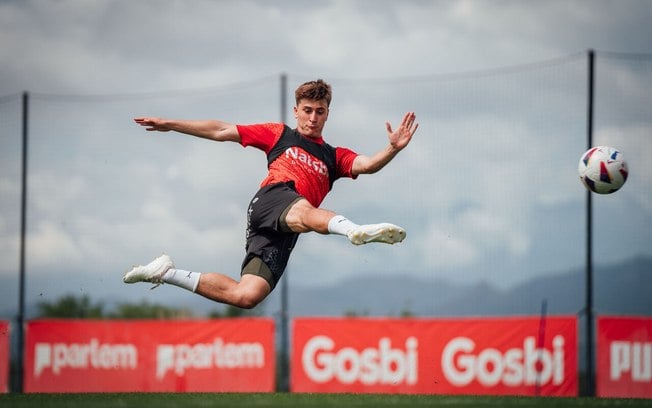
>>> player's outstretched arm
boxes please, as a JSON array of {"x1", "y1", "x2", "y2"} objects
[
  {"x1": 351, "y1": 112, "x2": 418, "y2": 176},
  {"x1": 134, "y1": 117, "x2": 241, "y2": 143}
]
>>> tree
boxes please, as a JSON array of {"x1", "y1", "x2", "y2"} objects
[
  {"x1": 108, "y1": 300, "x2": 194, "y2": 319},
  {"x1": 208, "y1": 304, "x2": 262, "y2": 318},
  {"x1": 343, "y1": 308, "x2": 369, "y2": 317},
  {"x1": 36, "y1": 294, "x2": 263, "y2": 320},
  {"x1": 37, "y1": 294, "x2": 104, "y2": 318}
]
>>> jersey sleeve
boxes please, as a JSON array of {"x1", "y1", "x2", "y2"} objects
[
  {"x1": 335, "y1": 147, "x2": 359, "y2": 179},
  {"x1": 237, "y1": 123, "x2": 285, "y2": 154}
]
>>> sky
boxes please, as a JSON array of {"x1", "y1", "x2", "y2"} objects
[{"x1": 0, "y1": 0, "x2": 651, "y2": 317}]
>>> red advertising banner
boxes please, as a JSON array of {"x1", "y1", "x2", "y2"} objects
[
  {"x1": 0, "y1": 321, "x2": 8, "y2": 393},
  {"x1": 292, "y1": 317, "x2": 577, "y2": 396},
  {"x1": 24, "y1": 319, "x2": 275, "y2": 393},
  {"x1": 597, "y1": 316, "x2": 652, "y2": 398}
]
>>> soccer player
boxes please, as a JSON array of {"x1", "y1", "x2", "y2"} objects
[{"x1": 124, "y1": 79, "x2": 418, "y2": 309}]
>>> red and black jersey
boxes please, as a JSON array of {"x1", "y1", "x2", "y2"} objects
[{"x1": 237, "y1": 123, "x2": 358, "y2": 207}]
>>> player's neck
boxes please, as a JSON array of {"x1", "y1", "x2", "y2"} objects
[{"x1": 297, "y1": 130, "x2": 324, "y2": 144}]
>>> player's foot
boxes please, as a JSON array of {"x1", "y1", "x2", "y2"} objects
[
  {"x1": 347, "y1": 223, "x2": 406, "y2": 245},
  {"x1": 123, "y1": 254, "x2": 174, "y2": 289}
]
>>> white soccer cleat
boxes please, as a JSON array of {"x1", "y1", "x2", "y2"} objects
[
  {"x1": 347, "y1": 223, "x2": 406, "y2": 245},
  {"x1": 123, "y1": 254, "x2": 174, "y2": 289}
]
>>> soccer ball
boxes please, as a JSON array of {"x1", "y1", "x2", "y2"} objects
[{"x1": 578, "y1": 146, "x2": 628, "y2": 194}]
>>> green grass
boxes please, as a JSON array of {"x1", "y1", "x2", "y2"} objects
[{"x1": 0, "y1": 393, "x2": 650, "y2": 408}]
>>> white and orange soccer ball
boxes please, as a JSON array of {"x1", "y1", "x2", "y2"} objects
[{"x1": 578, "y1": 146, "x2": 628, "y2": 194}]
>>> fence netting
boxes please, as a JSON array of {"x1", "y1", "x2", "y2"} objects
[{"x1": 0, "y1": 52, "x2": 650, "y2": 323}]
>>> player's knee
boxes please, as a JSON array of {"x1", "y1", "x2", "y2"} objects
[
  {"x1": 237, "y1": 294, "x2": 261, "y2": 309},
  {"x1": 235, "y1": 290, "x2": 266, "y2": 309},
  {"x1": 284, "y1": 199, "x2": 312, "y2": 233}
]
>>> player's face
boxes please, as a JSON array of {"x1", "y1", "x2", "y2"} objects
[{"x1": 294, "y1": 99, "x2": 329, "y2": 138}]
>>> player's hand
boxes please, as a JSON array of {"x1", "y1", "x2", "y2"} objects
[
  {"x1": 134, "y1": 117, "x2": 171, "y2": 132},
  {"x1": 386, "y1": 112, "x2": 418, "y2": 151}
]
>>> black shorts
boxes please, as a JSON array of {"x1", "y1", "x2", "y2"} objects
[{"x1": 241, "y1": 181, "x2": 302, "y2": 290}]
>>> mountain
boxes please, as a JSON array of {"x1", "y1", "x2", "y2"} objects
[
  {"x1": 288, "y1": 256, "x2": 652, "y2": 318},
  {"x1": 0, "y1": 256, "x2": 649, "y2": 320}
]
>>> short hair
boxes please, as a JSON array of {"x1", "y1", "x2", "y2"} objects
[{"x1": 295, "y1": 79, "x2": 332, "y2": 107}]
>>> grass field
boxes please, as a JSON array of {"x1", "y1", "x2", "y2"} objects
[{"x1": 0, "y1": 393, "x2": 650, "y2": 408}]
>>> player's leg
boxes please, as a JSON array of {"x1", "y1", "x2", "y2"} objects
[
  {"x1": 123, "y1": 184, "x2": 299, "y2": 308},
  {"x1": 282, "y1": 198, "x2": 333, "y2": 234},
  {"x1": 283, "y1": 198, "x2": 406, "y2": 245},
  {"x1": 134, "y1": 257, "x2": 268, "y2": 311},
  {"x1": 195, "y1": 273, "x2": 270, "y2": 309},
  {"x1": 122, "y1": 254, "x2": 271, "y2": 309}
]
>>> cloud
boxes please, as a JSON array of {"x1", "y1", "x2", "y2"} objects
[
  {"x1": 3, "y1": 0, "x2": 636, "y2": 95},
  {"x1": 421, "y1": 226, "x2": 479, "y2": 268},
  {"x1": 0, "y1": 0, "x2": 651, "y2": 309},
  {"x1": 27, "y1": 221, "x2": 83, "y2": 267}
]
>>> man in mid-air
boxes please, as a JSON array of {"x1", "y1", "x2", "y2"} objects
[{"x1": 124, "y1": 79, "x2": 418, "y2": 309}]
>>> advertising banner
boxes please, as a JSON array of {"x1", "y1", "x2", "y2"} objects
[
  {"x1": 292, "y1": 316, "x2": 577, "y2": 396},
  {"x1": 0, "y1": 321, "x2": 8, "y2": 393},
  {"x1": 24, "y1": 319, "x2": 275, "y2": 393},
  {"x1": 597, "y1": 316, "x2": 652, "y2": 398}
]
